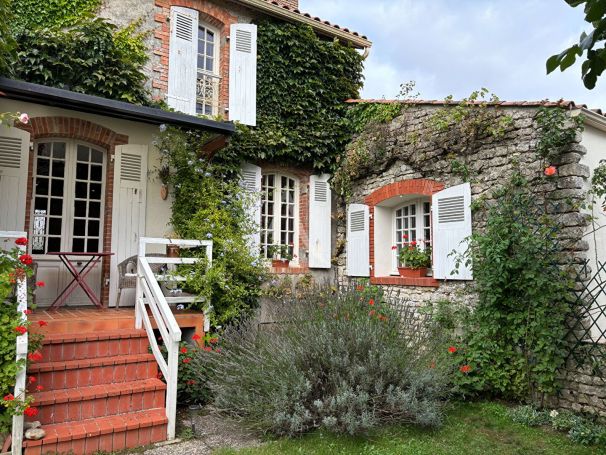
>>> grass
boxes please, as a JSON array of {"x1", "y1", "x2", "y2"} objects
[{"x1": 215, "y1": 401, "x2": 606, "y2": 455}]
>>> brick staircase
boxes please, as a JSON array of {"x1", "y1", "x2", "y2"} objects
[{"x1": 22, "y1": 329, "x2": 167, "y2": 455}]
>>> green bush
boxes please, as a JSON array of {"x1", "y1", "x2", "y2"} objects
[
  {"x1": 194, "y1": 286, "x2": 452, "y2": 436},
  {"x1": 14, "y1": 17, "x2": 149, "y2": 104},
  {"x1": 508, "y1": 405, "x2": 549, "y2": 427},
  {"x1": 0, "y1": 0, "x2": 15, "y2": 76},
  {"x1": 568, "y1": 421, "x2": 606, "y2": 446}
]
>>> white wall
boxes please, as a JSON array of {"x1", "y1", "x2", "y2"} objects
[
  {"x1": 1, "y1": 98, "x2": 174, "y2": 240},
  {"x1": 581, "y1": 125, "x2": 606, "y2": 342}
]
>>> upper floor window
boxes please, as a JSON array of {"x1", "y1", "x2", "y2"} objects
[
  {"x1": 260, "y1": 174, "x2": 299, "y2": 260},
  {"x1": 196, "y1": 23, "x2": 220, "y2": 116}
]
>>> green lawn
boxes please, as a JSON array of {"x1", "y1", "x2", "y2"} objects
[{"x1": 215, "y1": 402, "x2": 606, "y2": 455}]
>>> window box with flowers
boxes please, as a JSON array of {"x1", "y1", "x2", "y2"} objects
[
  {"x1": 394, "y1": 238, "x2": 432, "y2": 278},
  {"x1": 268, "y1": 244, "x2": 296, "y2": 268}
]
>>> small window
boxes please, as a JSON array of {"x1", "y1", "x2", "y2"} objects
[
  {"x1": 392, "y1": 198, "x2": 431, "y2": 273},
  {"x1": 196, "y1": 23, "x2": 220, "y2": 116},
  {"x1": 261, "y1": 173, "x2": 299, "y2": 261}
]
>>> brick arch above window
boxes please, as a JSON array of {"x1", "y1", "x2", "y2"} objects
[
  {"x1": 364, "y1": 179, "x2": 444, "y2": 206},
  {"x1": 16, "y1": 117, "x2": 128, "y2": 149}
]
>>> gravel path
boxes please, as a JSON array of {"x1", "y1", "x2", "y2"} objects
[{"x1": 127, "y1": 410, "x2": 261, "y2": 455}]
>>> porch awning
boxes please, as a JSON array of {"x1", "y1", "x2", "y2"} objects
[{"x1": 0, "y1": 78, "x2": 236, "y2": 135}]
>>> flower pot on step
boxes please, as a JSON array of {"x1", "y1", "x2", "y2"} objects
[
  {"x1": 397, "y1": 267, "x2": 427, "y2": 278},
  {"x1": 166, "y1": 244, "x2": 180, "y2": 258}
]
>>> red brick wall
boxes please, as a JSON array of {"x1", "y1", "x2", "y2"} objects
[
  {"x1": 153, "y1": 0, "x2": 239, "y2": 116},
  {"x1": 17, "y1": 117, "x2": 128, "y2": 306},
  {"x1": 363, "y1": 179, "x2": 444, "y2": 288}
]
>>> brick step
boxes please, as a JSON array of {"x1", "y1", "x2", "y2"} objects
[
  {"x1": 22, "y1": 408, "x2": 168, "y2": 455},
  {"x1": 28, "y1": 378, "x2": 166, "y2": 425},
  {"x1": 39, "y1": 329, "x2": 149, "y2": 362},
  {"x1": 28, "y1": 354, "x2": 158, "y2": 391}
]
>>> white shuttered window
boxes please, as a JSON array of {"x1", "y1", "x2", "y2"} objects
[
  {"x1": 308, "y1": 174, "x2": 332, "y2": 269},
  {"x1": 0, "y1": 126, "x2": 30, "y2": 231},
  {"x1": 168, "y1": 7, "x2": 199, "y2": 114},
  {"x1": 346, "y1": 204, "x2": 370, "y2": 277},
  {"x1": 229, "y1": 24, "x2": 257, "y2": 126}
]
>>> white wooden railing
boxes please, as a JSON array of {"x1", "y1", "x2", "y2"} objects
[
  {"x1": 1, "y1": 231, "x2": 28, "y2": 455},
  {"x1": 135, "y1": 238, "x2": 212, "y2": 441}
]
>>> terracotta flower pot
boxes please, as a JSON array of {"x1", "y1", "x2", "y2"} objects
[
  {"x1": 160, "y1": 184, "x2": 169, "y2": 200},
  {"x1": 397, "y1": 267, "x2": 427, "y2": 278},
  {"x1": 272, "y1": 259, "x2": 290, "y2": 268},
  {"x1": 166, "y1": 244, "x2": 180, "y2": 258}
]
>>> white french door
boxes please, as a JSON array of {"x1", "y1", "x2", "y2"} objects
[{"x1": 30, "y1": 140, "x2": 106, "y2": 306}]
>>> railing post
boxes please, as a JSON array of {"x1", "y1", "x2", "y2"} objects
[
  {"x1": 166, "y1": 338, "x2": 179, "y2": 440},
  {"x1": 135, "y1": 239, "x2": 146, "y2": 330},
  {"x1": 10, "y1": 234, "x2": 28, "y2": 455}
]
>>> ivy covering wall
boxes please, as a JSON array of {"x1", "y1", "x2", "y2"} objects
[{"x1": 230, "y1": 20, "x2": 364, "y2": 171}]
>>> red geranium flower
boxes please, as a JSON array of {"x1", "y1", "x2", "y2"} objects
[
  {"x1": 180, "y1": 347, "x2": 188, "y2": 354},
  {"x1": 209, "y1": 337, "x2": 219, "y2": 344},
  {"x1": 448, "y1": 346, "x2": 457, "y2": 354},
  {"x1": 403, "y1": 234, "x2": 409, "y2": 239},
  {"x1": 35, "y1": 385, "x2": 44, "y2": 392},
  {"x1": 391, "y1": 245, "x2": 398, "y2": 251},
  {"x1": 15, "y1": 237, "x2": 28, "y2": 246},
  {"x1": 544, "y1": 166, "x2": 557, "y2": 177},
  {"x1": 3, "y1": 394, "x2": 14, "y2": 401},
  {"x1": 203, "y1": 347, "x2": 212, "y2": 352},
  {"x1": 14, "y1": 326, "x2": 27, "y2": 335},
  {"x1": 27, "y1": 351, "x2": 43, "y2": 362},
  {"x1": 23, "y1": 309, "x2": 32, "y2": 315},
  {"x1": 186, "y1": 380, "x2": 196, "y2": 385},
  {"x1": 459, "y1": 365, "x2": 472, "y2": 374},
  {"x1": 182, "y1": 358, "x2": 191, "y2": 364},
  {"x1": 38, "y1": 321, "x2": 48, "y2": 327},
  {"x1": 411, "y1": 241, "x2": 417, "y2": 246},
  {"x1": 23, "y1": 407, "x2": 38, "y2": 418},
  {"x1": 369, "y1": 299, "x2": 375, "y2": 306},
  {"x1": 19, "y1": 254, "x2": 33, "y2": 265},
  {"x1": 28, "y1": 376, "x2": 36, "y2": 384},
  {"x1": 192, "y1": 333, "x2": 201, "y2": 341},
  {"x1": 36, "y1": 281, "x2": 45, "y2": 287}
]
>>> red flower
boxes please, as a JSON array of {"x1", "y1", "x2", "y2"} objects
[
  {"x1": 391, "y1": 245, "x2": 398, "y2": 251},
  {"x1": 23, "y1": 309, "x2": 32, "y2": 315},
  {"x1": 180, "y1": 347, "x2": 188, "y2": 354},
  {"x1": 544, "y1": 166, "x2": 557, "y2": 177},
  {"x1": 186, "y1": 380, "x2": 197, "y2": 385},
  {"x1": 35, "y1": 385, "x2": 44, "y2": 392},
  {"x1": 28, "y1": 376, "x2": 36, "y2": 384},
  {"x1": 209, "y1": 337, "x2": 219, "y2": 344},
  {"x1": 369, "y1": 299, "x2": 375, "y2": 306},
  {"x1": 19, "y1": 254, "x2": 33, "y2": 265},
  {"x1": 411, "y1": 241, "x2": 417, "y2": 247},
  {"x1": 15, "y1": 237, "x2": 28, "y2": 246},
  {"x1": 192, "y1": 333, "x2": 201, "y2": 341},
  {"x1": 448, "y1": 346, "x2": 457, "y2": 354},
  {"x1": 369, "y1": 310, "x2": 376, "y2": 317},
  {"x1": 459, "y1": 365, "x2": 472, "y2": 374},
  {"x1": 14, "y1": 326, "x2": 27, "y2": 335},
  {"x1": 355, "y1": 285, "x2": 364, "y2": 291},
  {"x1": 182, "y1": 358, "x2": 191, "y2": 364},
  {"x1": 36, "y1": 281, "x2": 45, "y2": 288},
  {"x1": 27, "y1": 351, "x2": 43, "y2": 362},
  {"x1": 38, "y1": 321, "x2": 48, "y2": 327},
  {"x1": 378, "y1": 315, "x2": 388, "y2": 322},
  {"x1": 23, "y1": 407, "x2": 38, "y2": 418},
  {"x1": 403, "y1": 234, "x2": 409, "y2": 239},
  {"x1": 215, "y1": 348, "x2": 222, "y2": 353},
  {"x1": 203, "y1": 347, "x2": 212, "y2": 352},
  {"x1": 3, "y1": 394, "x2": 14, "y2": 401}
]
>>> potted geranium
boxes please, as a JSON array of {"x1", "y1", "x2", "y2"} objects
[
  {"x1": 395, "y1": 239, "x2": 431, "y2": 278},
  {"x1": 268, "y1": 244, "x2": 294, "y2": 268}
]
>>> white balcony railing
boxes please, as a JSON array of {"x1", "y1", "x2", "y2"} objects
[
  {"x1": 1, "y1": 231, "x2": 28, "y2": 455},
  {"x1": 135, "y1": 238, "x2": 212, "y2": 440},
  {"x1": 196, "y1": 72, "x2": 221, "y2": 116}
]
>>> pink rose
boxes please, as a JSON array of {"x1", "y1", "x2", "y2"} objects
[{"x1": 19, "y1": 113, "x2": 29, "y2": 124}]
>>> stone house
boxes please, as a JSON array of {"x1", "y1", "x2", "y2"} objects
[{"x1": 336, "y1": 98, "x2": 606, "y2": 415}]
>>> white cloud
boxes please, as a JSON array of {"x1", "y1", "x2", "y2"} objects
[{"x1": 303, "y1": 0, "x2": 605, "y2": 107}]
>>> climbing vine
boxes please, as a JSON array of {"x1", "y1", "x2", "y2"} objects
[
  {"x1": 535, "y1": 107, "x2": 584, "y2": 164},
  {"x1": 11, "y1": 0, "x2": 102, "y2": 33},
  {"x1": 228, "y1": 20, "x2": 364, "y2": 171}
]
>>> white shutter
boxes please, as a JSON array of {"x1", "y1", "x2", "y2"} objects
[
  {"x1": 240, "y1": 162, "x2": 262, "y2": 256},
  {"x1": 229, "y1": 24, "x2": 257, "y2": 126},
  {"x1": 0, "y1": 126, "x2": 29, "y2": 231},
  {"x1": 309, "y1": 174, "x2": 332, "y2": 268},
  {"x1": 346, "y1": 204, "x2": 370, "y2": 277},
  {"x1": 109, "y1": 144, "x2": 148, "y2": 306},
  {"x1": 432, "y1": 182, "x2": 473, "y2": 280},
  {"x1": 167, "y1": 6, "x2": 198, "y2": 114}
]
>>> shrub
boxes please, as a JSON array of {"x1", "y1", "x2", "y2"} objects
[
  {"x1": 508, "y1": 405, "x2": 549, "y2": 427},
  {"x1": 568, "y1": 420, "x2": 606, "y2": 446},
  {"x1": 550, "y1": 409, "x2": 582, "y2": 432},
  {"x1": 194, "y1": 286, "x2": 452, "y2": 436}
]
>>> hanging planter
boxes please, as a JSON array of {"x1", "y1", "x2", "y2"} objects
[
  {"x1": 158, "y1": 165, "x2": 170, "y2": 201},
  {"x1": 160, "y1": 184, "x2": 169, "y2": 200}
]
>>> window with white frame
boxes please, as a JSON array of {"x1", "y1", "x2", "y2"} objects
[
  {"x1": 392, "y1": 198, "x2": 431, "y2": 272},
  {"x1": 196, "y1": 23, "x2": 220, "y2": 116},
  {"x1": 260, "y1": 174, "x2": 298, "y2": 260}
]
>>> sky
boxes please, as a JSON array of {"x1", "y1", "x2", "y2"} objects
[{"x1": 304, "y1": 0, "x2": 606, "y2": 107}]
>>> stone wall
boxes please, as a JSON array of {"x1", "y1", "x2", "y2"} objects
[{"x1": 335, "y1": 103, "x2": 606, "y2": 415}]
